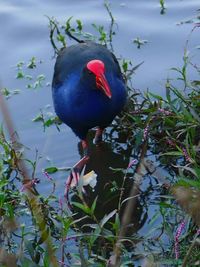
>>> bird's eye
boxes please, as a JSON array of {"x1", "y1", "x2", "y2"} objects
[{"x1": 88, "y1": 70, "x2": 93, "y2": 75}]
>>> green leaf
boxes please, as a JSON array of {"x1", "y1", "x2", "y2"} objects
[
  {"x1": 161, "y1": 151, "x2": 183, "y2": 157},
  {"x1": 32, "y1": 114, "x2": 43, "y2": 122},
  {"x1": 159, "y1": 202, "x2": 174, "y2": 209},
  {"x1": 76, "y1": 19, "x2": 83, "y2": 31},
  {"x1": 148, "y1": 92, "x2": 163, "y2": 100},
  {"x1": 65, "y1": 16, "x2": 73, "y2": 32},
  {"x1": 90, "y1": 226, "x2": 101, "y2": 245},
  {"x1": 111, "y1": 212, "x2": 120, "y2": 233},
  {"x1": 44, "y1": 118, "x2": 55, "y2": 127},
  {"x1": 44, "y1": 166, "x2": 58, "y2": 174},
  {"x1": 43, "y1": 251, "x2": 50, "y2": 267},
  {"x1": 24, "y1": 240, "x2": 35, "y2": 261},
  {"x1": 27, "y1": 57, "x2": 36, "y2": 69},
  {"x1": 57, "y1": 34, "x2": 65, "y2": 43},
  {"x1": 191, "y1": 80, "x2": 200, "y2": 86},
  {"x1": 16, "y1": 71, "x2": 24, "y2": 79},
  {"x1": 1, "y1": 88, "x2": 10, "y2": 96},
  {"x1": 72, "y1": 201, "x2": 91, "y2": 215},
  {"x1": 91, "y1": 196, "x2": 98, "y2": 214}
]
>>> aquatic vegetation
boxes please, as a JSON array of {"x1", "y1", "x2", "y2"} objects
[
  {"x1": 1, "y1": 2, "x2": 200, "y2": 266},
  {"x1": 133, "y1": 37, "x2": 148, "y2": 49}
]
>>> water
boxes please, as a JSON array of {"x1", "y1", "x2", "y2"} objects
[
  {"x1": 0, "y1": 0, "x2": 200, "y2": 263},
  {"x1": 1, "y1": 0, "x2": 199, "y2": 167}
]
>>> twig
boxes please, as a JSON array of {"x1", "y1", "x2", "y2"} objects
[
  {"x1": 104, "y1": 1, "x2": 115, "y2": 52},
  {"x1": 65, "y1": 29, "x2": 85, "y2": 44},
  {"x1": 46, "y1": 16, "x2": 65, "y2": 54}
]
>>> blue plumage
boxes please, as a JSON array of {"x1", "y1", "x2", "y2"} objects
[{"x1": 52, "y1": 41, "x2": 127, "y2": 141}]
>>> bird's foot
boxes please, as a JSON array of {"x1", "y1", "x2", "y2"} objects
[
  {"x1": 64, "y1": 155, "x2": 90, "y2": 204},
  {"x1": 93, "y1": 128, "x2": 104, "y2": 146}
]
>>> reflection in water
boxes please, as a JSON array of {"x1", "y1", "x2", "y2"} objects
[
  {"x1": 72, "y1": 130, "x2": 148, "y2": 236},
  {"x1": 68, "y1": 127, "x2": 172, "y2": 265}
]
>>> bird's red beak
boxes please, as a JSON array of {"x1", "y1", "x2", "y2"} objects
[
  {"x1": 96, "y1": 73, "x2": 112, "y2": 99},
  {"x1": 87, "y1": 60, "x2": 112, "y2": 99}
]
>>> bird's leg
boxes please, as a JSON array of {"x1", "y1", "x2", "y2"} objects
[
  {"x1": 81, "y1": 139, "x2": 89, "y2": 156},
  {"x1": 65, "y1": 139, "x2": 90, "y2": 203},
  {"x1": 94, "y1": 127, "x2": 104, "y2": 145}
]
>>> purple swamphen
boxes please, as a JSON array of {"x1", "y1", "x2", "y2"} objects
[{"x1": 52, "y1": 41, "x2": 127, "y2": 192}]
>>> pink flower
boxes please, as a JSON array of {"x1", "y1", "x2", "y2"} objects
[
  {"x1": 43, "y1": 170, "x2": 53, "y2": 181},
  {"x1": 143, "y1": 124, "x2": 149, "y2": 140},
  {"x1": 166, "y1": 139, "x2": 176, "y2": 147},
  {"x1": 182, "y1": 147, "x2": 191, "y2": 162},
  {"x1": 175, "y1": 220, "x2": 186, "y2": 259},
  {"x1": 127, "y1": 159, "x2": 138, "y2": 169},
  {"x1": 158, "y1": 108, "x2": 172, "y2": 116}
]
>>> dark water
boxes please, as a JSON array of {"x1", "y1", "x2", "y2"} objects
[{"x1": 0, "y1": 0, "x2": 200, "y2": 264}]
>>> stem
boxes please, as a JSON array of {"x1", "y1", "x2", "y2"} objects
[
  {"x1": 104, "y1": 1, "x2": 115, "y2": 52},
  {"x1": 117, "y1": 170, "x2": 128, "y2": 211}
]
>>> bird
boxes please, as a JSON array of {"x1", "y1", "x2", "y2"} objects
[{"x1": 52, "y1": 41, "x2": 127, "y2": 192}]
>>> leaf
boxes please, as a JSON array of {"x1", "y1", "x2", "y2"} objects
[
  {"x1": 16, "y1": 71, "x2": 24, "y2": 79},
  {"x1": 159, "y1": 201, "x2": 174, "y2": 209},
  {"x1": 161, "y1": 151, "x2": 183, "y2": 157},
  {"x1": 109, "y1": 167, "x2": 124, "y2": 173},
  {"x1": 71, "y1": 201, "x2": 91, "y2": 215},
  {"x1": 148, "y1": 92, "x2": 163, "y2": 100},
  {"x1": 172, "y1": 165, "x2": 198, "y2": 177},
  {"x1": 24, "y1": 240, "x2": 35, "y2": 261},
  {"x1": 90, "y1": 226, "x2": 101, "y2": 246},
  {"x1": 57, "y1": 34, "x2": 65, "y2": 43},
  {"x1": 100, "y1": 209, "x2": 117, "y2": 228},
  {"x1": 44, "y1": 118, "x2": 55, "y2": 127},
  {"x1": 76, "y1": 19, "x2": 83, "y2": 31},
  {"x1": 191, "y1": 80, "x2": 200, "y2": 86},
  {"x1": 71, "y1": 215, "x2": 88, "y2": 225},
  {"x1": 91, "y1": 197, "x2": 98, "y2": 214},
  {"x1": 32, "y1": 114, "x2": 43, "y2": 122},
  {"x1": 121, "y1": 195, "x2": 140, "y2": 206},
  {"x1": 65, "y1": 16, "x2": 73, "y2": 32},
  {"x1": 43, "y1": 251, "x2": 50, "y2": 267},
  {"x1": 44, "y1": 167, "x2": 58, "y2": 174},
  {"x1": 130, "y1": 61, "x2": 144, "y2": 72}
]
